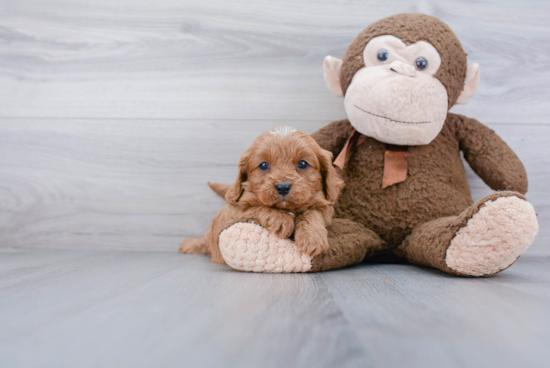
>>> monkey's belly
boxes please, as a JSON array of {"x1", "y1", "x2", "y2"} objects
[
  {"x1": 335, "y1": 136, "x2": 473, "y2": 248},
  {"x1": 334, "y1": 180, "x2": 473, "y2": 248}
]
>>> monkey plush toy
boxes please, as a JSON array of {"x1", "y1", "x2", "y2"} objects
[{"x1": 216, "y1": 14, "x2": 539, "y2": 276}]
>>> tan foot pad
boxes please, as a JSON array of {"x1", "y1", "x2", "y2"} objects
[
  {"x1": 446, "y1": 196, "x2": 539, "y2": 276},
  {"x1": 219, "y1": 223, "x2": 312, "y2": 273}
]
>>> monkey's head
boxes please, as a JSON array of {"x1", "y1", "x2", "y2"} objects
[{"x1": 324, "y1": 14, "x2": 480, "y2": 146}]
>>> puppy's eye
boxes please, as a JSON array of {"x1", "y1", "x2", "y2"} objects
[
  {"x1": 377, "y1": 49, "x2": 389, "y2": 63},
  {"x1": 415, "y1": 57, "x2": 428, "y2": 70},
  {"x1": 259, "y1": 162, "x2": 269, "y2": 171},
  {"x1": 298, "y1": 160, "x2": 308, "y2": 169}
]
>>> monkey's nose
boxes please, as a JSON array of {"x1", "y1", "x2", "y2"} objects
[
  {"x1": 276, "y1": 183, "x2": 292, "y2": 196},
  {"x1": 390, "y1": 60, "x2": 416, "y2": 77}
]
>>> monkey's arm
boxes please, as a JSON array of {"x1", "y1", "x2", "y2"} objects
[
  {"x1": 454, "y1": 114, "x2": 528, "y2": 194},
  {"x1": 310, "y1": 119, "x2": 355, "y2": 157}
]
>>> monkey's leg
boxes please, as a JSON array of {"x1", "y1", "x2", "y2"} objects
[
  {"x1": 396, "y1": 191, "x2": 538, "y2": 277},
  {"x1": 218, "y1": 218, "x2": 386, "y2": 273},
  {"x1": 312, "y1": 219, "x2": 386, "y2": 272}
]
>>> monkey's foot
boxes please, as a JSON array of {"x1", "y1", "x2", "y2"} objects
[
  {"x1": 219, "y1": 223, "x2": 312, "y2": 273},
  {"x1": 446, "y1": 194, "x2": 538, "y2": 276}
]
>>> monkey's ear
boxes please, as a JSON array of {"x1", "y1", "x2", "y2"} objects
[
  {"x1": 323, "y1": 56, "x2": 344, "y2": 97},
  {"x1": 456, "y1": 63, "x2": 480, "y2": 105}
]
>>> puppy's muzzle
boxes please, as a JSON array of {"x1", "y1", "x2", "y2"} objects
[{"x1": 275, "y1": 182, "x2": 291, "y2": 196}]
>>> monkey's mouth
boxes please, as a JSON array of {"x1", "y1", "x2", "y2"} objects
[{"x1": 354, "y1": 105, "x2": 431, "y2": 125}]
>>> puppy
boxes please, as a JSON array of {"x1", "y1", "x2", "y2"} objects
[{"x1": 179, "y1": 126, "x2": 344, "y2": 264}]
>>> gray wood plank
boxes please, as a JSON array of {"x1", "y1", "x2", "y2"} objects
[
  {"x1": 0, "y1": 0, "x2": 549, "y2": 123},
  {"x1": 485, "y1": 256, "x2": 550, "y2": 301},
  {"x1": 0, "y1": 249, "x2": 549, "y2": 368},
  {"x1": 322, "y1": 257, "x2": 550, "y2": 368},
  {"x1": 0, "y1": 118, "x2": 548, "y2": 253}
]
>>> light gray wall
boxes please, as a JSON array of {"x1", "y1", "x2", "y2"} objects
[{"x1": 0, "y1": 0, "x2": 548, "y2": 253}]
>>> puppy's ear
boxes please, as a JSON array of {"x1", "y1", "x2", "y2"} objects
[
  {"x1": 317, "y1": 148, "x2": 345, "y2": 204},
  {"x1": 225, "y1": 150, "x2": 250, "y2": 205}
]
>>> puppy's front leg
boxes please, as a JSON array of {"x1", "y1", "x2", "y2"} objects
[
  {"x1": 294, "y1": 209, "x2": 329, "y2": 257},
  {"x1": 256, "y1": 207, "x2": 295, "y2": 239}
]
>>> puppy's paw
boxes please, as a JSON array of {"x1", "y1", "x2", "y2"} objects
[
  {"x1": 179, "y1": 237, "x2": 207, "y2": 254},
  {"x1": 259, "y1": 211, "x2": 295, "y2": 239},
  {"x1": 294, "y1": 227, "x2": 329, "y2": 257}
]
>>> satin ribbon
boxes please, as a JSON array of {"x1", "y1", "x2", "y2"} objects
[{"x1": 333, "y1": 130, "x2": 408, "y2": 189}]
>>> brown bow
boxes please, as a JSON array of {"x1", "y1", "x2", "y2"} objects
[{"x1": 333, "y1": 130, "x2": 408, "y2": 189}]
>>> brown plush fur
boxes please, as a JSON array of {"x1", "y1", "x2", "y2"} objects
[
  {"x1": 310, "y1": 219, "x2": 387, "y2": 272},
  {"x1": 308, "y1": 14, "x2": 529, "y2": 275},
  {"x1": 313, "y1": 114, "x2": 528, "y2": 251},
  {"x1": 340, "y1": 13, "x2": 467, "y2": 108},
  {"x1": 180, "y1": 127, "x2": 344, "y2": 263},
  {"x1": 196, "y1": 14, "x2": 532, "y2": 276},
  {"x1": 395, "y1": 191, "x2": 527, "y2": 277}
]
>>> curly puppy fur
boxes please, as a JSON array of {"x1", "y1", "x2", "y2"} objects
[{"x1": 179, "y1": 126, "x2": 344, "y2": 264}]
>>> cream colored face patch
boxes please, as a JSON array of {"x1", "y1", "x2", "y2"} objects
[
  {"x1": 343, "y1": 35, "x2": 448, "y2": 146},
  {"x1": 362, "y1": 35, "x2": 442, "y2": 74}
]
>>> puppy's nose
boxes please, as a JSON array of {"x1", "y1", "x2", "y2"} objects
[{"x1": 276, "y1": 183, "x2": 292, "y2": 196}]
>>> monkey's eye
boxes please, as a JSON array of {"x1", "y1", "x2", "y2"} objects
[
  {"x1": 259, "y1": 162, "x2": 269, "y2": 171},
  {"x1": 377, "y1": 49, "x2": 389, "y2": 63},
  {"x1": 415, "y1": 57, "x2": 428, "y2": 70},
  {"x1": 298, "y1": 160, "x2": 308, "y2": 169}
]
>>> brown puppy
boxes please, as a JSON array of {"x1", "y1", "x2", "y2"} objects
[{"x1": 179, "y1": 126, "x2": 344, "y2": 264}]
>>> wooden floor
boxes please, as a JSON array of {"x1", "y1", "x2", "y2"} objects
[
  {"x1": 0, "y1": 249, "x2": 549, "y2": 368},
  {"x1": 1, "y1": 0, "x2": 550, "y2": 367}
]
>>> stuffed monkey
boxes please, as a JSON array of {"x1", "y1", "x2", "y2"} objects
[{"x1": 216, "y1": 14, "x2": 539, "y2": 276}]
